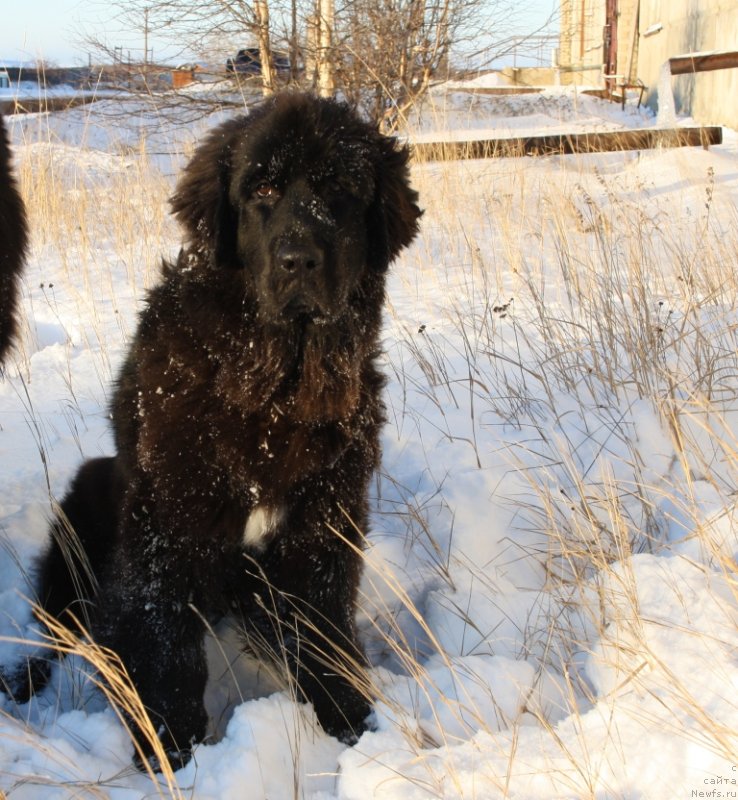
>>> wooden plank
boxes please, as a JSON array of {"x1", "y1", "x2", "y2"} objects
[
  {"x1": 0, "y1": 95, "x2": 100, "y2": 115},
  {"x1": 411, "y1": 127, "x2": 723, "y2": 161},
  {"x1": 669, "y1": 50, "x2": 738, "y2": 76}
]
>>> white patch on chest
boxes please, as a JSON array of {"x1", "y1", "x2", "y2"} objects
[{"x1": 243, "y1": 505, "x2": 284, "y2": 550}]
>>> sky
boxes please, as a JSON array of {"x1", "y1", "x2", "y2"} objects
[
  {"x1": 1, "y1": 0, "x2": 147, "y2": 66},
  {"x1": 1, "y1": 0, "x2": 559, "y2": 67}
]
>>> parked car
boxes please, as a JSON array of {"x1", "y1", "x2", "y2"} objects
[{"x1": 225, "y1": 48, "x2": 291, "y2": 76}]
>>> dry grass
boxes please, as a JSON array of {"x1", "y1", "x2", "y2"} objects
[
  {"x1": 364, "y1": 135, "x2": 738, "y2": 794},
  {"x1": 12, "y1": 118, "x2": 174, "y2": 384}
]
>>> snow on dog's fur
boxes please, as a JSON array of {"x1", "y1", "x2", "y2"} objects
[{"x1": 9, "y1": 93, "x2": 420, "y2": 768}]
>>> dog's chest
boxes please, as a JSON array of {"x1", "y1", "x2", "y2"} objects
[
  {"x1": 242, "y1": 504, "x2": 285, "y2": 550},
  {"x1": 214, "y1": 407, "x2": 352, "y2": 496}
]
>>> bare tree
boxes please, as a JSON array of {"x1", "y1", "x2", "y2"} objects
[
  {"x1": 88, "y1": 0, "x2": 280, "y2": 93},
  {"x1": 254, "y1": 0, "x2": 276, "y2": 94},
  {"x1": 332, "y1": 0, "x2": 557, "y2": 122},
  {"x1": 85, "y1": 0, "x2": 557, "y2": 124},
  {"x1": 316, "y1": 0, "x2": 335, "y2": 96},
  {"x1": 332, "y1": 0, "x2": 456, "y2": 121}
]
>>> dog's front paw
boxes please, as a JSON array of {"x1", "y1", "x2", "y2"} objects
[
  {"x1": 313, "y1": 690, "x2": 374, "y2": 745},
  {"x1": 133, "y1": 744, "x2": 194, "y2": 774}
]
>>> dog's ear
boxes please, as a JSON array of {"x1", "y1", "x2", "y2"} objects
[
  {"x1": 169, "y1": 118, "x2": 243, "y2": 267},
  {"x1": 367, "y1": 133, "x2": 422, "y2": 272}
]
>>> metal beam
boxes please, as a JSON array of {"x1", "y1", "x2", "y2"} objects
[{"x1": 669, "y1": 51, "x2": 738, "y2": 76}]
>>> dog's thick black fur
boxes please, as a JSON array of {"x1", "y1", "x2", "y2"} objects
[
  {"x1": 0, "y1": 116, "x2": 28, "y2": 364},
  {"x1": 10, "y1": 93, "x2": 420, "y2": 766}
]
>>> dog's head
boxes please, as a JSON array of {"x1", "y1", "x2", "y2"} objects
[{"x1": 170, "y1": 93, "x2": 421, "y2": 327}]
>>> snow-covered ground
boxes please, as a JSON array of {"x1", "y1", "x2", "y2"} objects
[
  {"x1": 2, "y1": 87, "x2": 738, "y2": 798},
  {"x1": 407, "y1": 86, "x2": 656, "y2": 141}
]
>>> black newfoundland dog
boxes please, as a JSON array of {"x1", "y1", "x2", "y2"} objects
[
  {"x1": 7, "y1": 93, "x2": 420, "y2": 766},
  {"x1": 0, "y1": 116, "x2": 28, "y2": 364}
]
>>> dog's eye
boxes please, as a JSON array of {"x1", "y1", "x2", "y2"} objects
[
  {"x1": 326, "y1": 180, "x2": 346, "y2": 198},
  {"x1": 254, "y1": 181, "x2": 277, "y2": 199}
]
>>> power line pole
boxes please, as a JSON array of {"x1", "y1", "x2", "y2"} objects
[{"x1": 144, "y1": 7, "x2": 149, "y2": 65}]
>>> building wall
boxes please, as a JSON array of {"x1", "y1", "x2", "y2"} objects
[
  {"x1": 558, "y1": 0, "x2": 607, "y2": 85},
  {"x1": 557, "y1": 0, "x2": 640, "y2": 85},
  {"x1": 614, "y1": 0, "x2": 640, "y2": 81},
  {"x1": 499, "y1": 67, "x2": 560, "y2": 86},
  {"x1": 638, "y1": 0, "x2": 738, "y2": 128},
  {"x1": 557, "y1": 0, "x2": 738, "y2": 129}
]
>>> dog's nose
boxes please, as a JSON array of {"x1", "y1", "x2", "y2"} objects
[{"x1": 277, "y1": 244, "x2": 323, "y2": 273}]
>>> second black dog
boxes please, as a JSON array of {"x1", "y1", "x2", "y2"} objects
[{"x1": 0, "y1": 116, "x2": 28, "y2": 364}]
